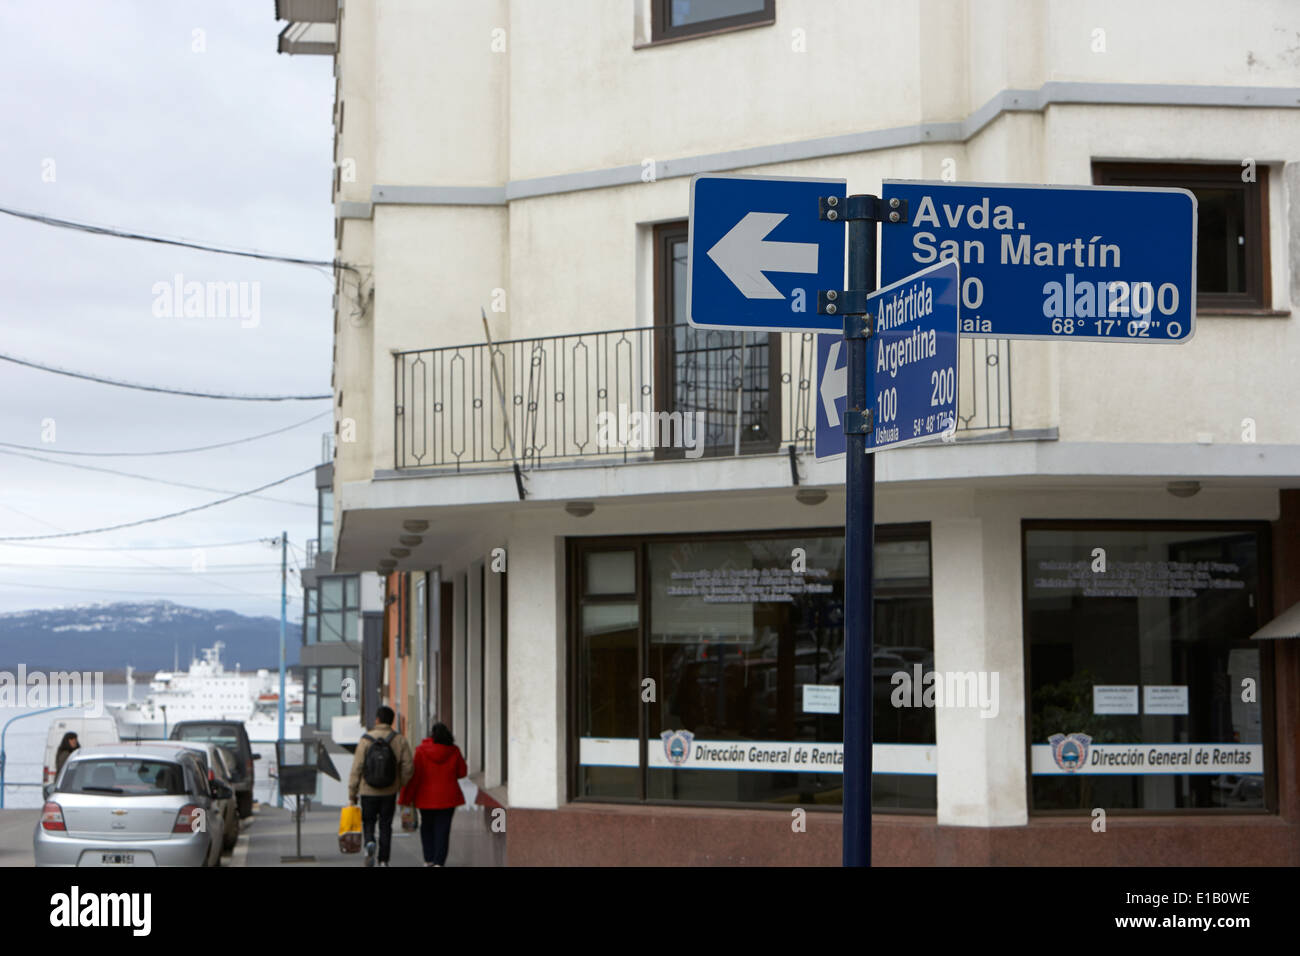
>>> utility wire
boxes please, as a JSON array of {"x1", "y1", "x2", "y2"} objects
[
  {"x1": 0, "y1": 465, "x2": 317, "y2": 542},
  {"x1": 0, "y1": 447, "x2": 315, "y2": 508},
  {"x1": 0, "y1": 537, "x2": 267, "y2": 551},
  {"x1": 0, "y1": 410, "x2": 330, "y2": 457},
  {"x1": 0, "y1": 561, "x2": 282, "y2": 573},
  {"x1": 0, "y1": 503, "x2": 275, "y2": 599},
  {"x1": 0, "y1": 351, "x2": 331, "y2": 401},
  {"x1": 0, "y1": 580, "x2": 294, "y2": 597},
  {"x1": 0, "y1": 204, "x2": 362, "y2": 278}
]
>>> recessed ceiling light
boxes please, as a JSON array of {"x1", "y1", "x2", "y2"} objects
[
  {"x1": 390, "y1": 548, "x2": 411, "y2": 558},
  {"x1": 564, "y1": 501, "x2": 595, "y2": 517},
  {"x1": 402, "y1": 519, "x2": 429, "y2": 533},
  {"x1": 399, "y1": 535, "x2": 422, "y2": 547},
  {"x1": 795, "y1": 488, "x2": 828, "y2": 506}
]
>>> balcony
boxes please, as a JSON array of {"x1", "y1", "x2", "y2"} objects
[{"x1": 393, "y1": 324, "x2": 1012, "y2": 473}]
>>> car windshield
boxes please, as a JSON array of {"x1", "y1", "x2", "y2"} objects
[{"x1": 59, "y1": 758, "x2": 188, "y2": 796}]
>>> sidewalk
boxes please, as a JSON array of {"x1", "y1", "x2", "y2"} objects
[{"x1": 235, "y1": 801, "x2": 506, "y2": 867}]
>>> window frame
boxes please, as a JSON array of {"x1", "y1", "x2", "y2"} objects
[
  {"x1": 649, "y1": 0, "x2": 775, "y2": 43},
  {"x1": 566, "y1": 524, "x2": 935, "y2": 813},
  {"x1": 1092, "y1": 162, "x2": 1272, "y2": 314},
  {"x1": 652, "y1": 220, "x2": 783, "y2": 459},
  {"x1": 1020, "y1": 518, "x2": 1277, "y2": 817}
]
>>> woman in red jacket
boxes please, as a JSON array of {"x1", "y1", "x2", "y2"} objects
[{"x1": 398, "y1": 722, "x2": 468, "y2": 866}]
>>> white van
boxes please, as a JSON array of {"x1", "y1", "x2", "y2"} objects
[{"x1": 42, "y1": 716, "x2": 120, "y2": 796}]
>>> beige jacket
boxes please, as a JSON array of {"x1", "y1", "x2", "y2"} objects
[{"x1": 347, "y1": 723, "x2": 415, "y2": 802}]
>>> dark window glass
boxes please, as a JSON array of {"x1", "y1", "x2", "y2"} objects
[
  {"x1": 652, "y1": 0, "x2": 774, "y2": 40},
  {"x1": 304, "y1": 586, "x2": 318, "y2": 645},
  {"x1": 572, "y1": 528, "x2": 935, "y2": 810},
  {"x1": 61, "y1": 759, "x2": 187, "y2": 795},
  {"x1": 575, "y1": 563, "x2": 640, "y2": 798},
  {"x1": 1025, "y1": 523, "x2": 1268, "y2": 812},
  {"x1": 655, "y1": 223, "x2": 779, "y2": 456},
  {"x1": 319, "y1": 487, "x2": 335, "y2": 553},
  {"x1": 315, "y1": 576, "x2": 359, "y2": 642},
  {"x1": 1093, "y1": 163, "x2": 1270, "y2": 311}
]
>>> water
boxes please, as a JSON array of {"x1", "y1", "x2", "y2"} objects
[{"x1": 1, "y1": 683, "x2": 286, "y2": 808}]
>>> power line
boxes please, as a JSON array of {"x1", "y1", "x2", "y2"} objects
[
  {"x1": 0, "y1": 447, "x2": 315, "y2": 508},
  {"x1": 0, "y1": 465, "x2": 317, "y2": 542},
  {"x1": 0, "y1": 506, "x2": 291, "y2": 601},
  {"x1": 0, "y1": 580, "x2": 296, "y2": 597},
  {"x1": 0, "y1": 537, "x2": 268, "y2": 551},
  {"x1": 0, "y1": 351, "x2": 331, "y2": 401},
  {"x1": 0, "y1": 204, "x2": 362, "y2": 278},
  {"x1": 0, "y1": 410, "x2": 331, "y2": 457},
  {"x1": 0, "y1": 562, "x2": 282, "y2": 573}
]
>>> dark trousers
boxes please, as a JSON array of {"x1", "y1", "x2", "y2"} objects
[
  {"x1": 419, "y1": 807, "x2": 455, "y2": 865},
  {"x1": 360, "y1": 794, "x2": 397, "y2": 863}
]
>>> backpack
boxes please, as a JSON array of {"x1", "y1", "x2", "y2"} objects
[{"x1": 361, "y1": 732, "x2": 398, "y2": 788}]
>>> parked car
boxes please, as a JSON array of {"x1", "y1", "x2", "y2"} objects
[
  {"x1": 169, "y1": 721, "x2": 258, "y2": 818},
  {"x1": 42, "y1": 716, "x2": 119, "y2": 799},
  {"x1": 34, "y1": 744, "x2": 227, "y2": 867},
  {"x1": 119, "y1": 740, "x2": 240, "y2": 853}
]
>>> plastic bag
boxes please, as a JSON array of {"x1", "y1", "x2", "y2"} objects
[
  {"x1": 338, "y1": 804, "x2": 363, "y2": 854},
  {"x1": 400, "y1": 804, "x2": 418, "y2": 831}
]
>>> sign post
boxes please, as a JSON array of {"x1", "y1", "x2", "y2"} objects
[{"x1": 815, "y1": 193, "x2": 909, "y2": 867}]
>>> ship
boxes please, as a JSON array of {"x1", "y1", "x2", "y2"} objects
[{"x1": 108, "y1": 641, "x2": 304, "y2": 742}]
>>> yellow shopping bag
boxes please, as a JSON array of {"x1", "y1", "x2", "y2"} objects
[{"x1": 338, "y1": 805, "x2": 363, "y2": 854}]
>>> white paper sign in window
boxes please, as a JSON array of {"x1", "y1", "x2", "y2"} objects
[
  {"x1": 1144, "y1": 685, "x2": 1190, "y2": 715},
  {"x1": 802, "y1": 684, "x2": 840, "y2": 715},
  {"x1": 1093, "y1": 685, "x2": 1139, "y2": 714}
]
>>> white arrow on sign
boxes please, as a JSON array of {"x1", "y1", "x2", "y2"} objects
[
  {"x1": 820, "y1": 340, "x2": 847, "y2": 428},
  {"x1": 706, "y1": 211, "x2": 819, "y2": 299}
]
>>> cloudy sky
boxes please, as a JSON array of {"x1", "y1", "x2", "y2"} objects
[{"x1": 0, "y1": 2, "x2": 335, "y2": 619}]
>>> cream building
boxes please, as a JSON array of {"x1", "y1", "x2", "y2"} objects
[{"x1": 275, "y1": 0, "x2": 1300, "y2": 866}]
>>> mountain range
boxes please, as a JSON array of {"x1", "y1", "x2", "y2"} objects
[{"x1": 0, "y1": 601, "x2": 300, "y2": 672}]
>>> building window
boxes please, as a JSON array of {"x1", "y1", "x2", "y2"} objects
[
  {"x1": 1024, "y1": 521, "x2": 1271, "y2": 812},
  {"x1": 654, "y1": 221, "x2": 781, "y2": 457},
  {"x1": 1093, "y1": 163, "x2": 1271, "y2": 312},
  {"x1": 307, "y1": 575, "x2": 360, "y2": 645},
  {"x1": 318, "y1": 486, "x2": 335, "y2": 554},
  {"x1": 651, "y1": 0, "x2": 775, "y2": 41},
  {"x1": 570, "y1": 526, "x2": 935, "y2": 810},
  {"x1": 306, "y1": 665, "x2": 359, "y2": 730},
  {"x1": 303, "y1": 586, "x2": 318, "y2": 645}
]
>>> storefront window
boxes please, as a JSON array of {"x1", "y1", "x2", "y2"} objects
[
  {"x1": 1025, "y1": 522, "x2": 1269, "y2": 811},
  {"x1": 571, "y1": 527, "x2": 935, "y2": 810}
]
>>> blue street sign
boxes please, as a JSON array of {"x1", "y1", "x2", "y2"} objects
[
  {"x1": 865, "y1": 260, "x2": 960, "y2": 452},
  {"x1": 815, "y1": 260, "x2": 960, "y2": 458},
  {"x1": 688, "y1": 174, "x2": 846, "y2": 332},
  {"x1": 880, "y1": 180, "x2": 1196, "y2": 343},
  {"x1": 814, "y1": 332, "x2": 846, "y2": 460}
]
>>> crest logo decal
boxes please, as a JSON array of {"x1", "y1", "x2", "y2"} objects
[
  {"x1": 661, "y1": 729, "x2": 694, "y2": 766},
  {"x1": 1048, "y1": 732, "x2": 1092, "y2": 772}
]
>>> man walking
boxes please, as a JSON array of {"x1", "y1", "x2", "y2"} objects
[{"x1": 348, "y1": 706, "x2": 414, "y2": 867}]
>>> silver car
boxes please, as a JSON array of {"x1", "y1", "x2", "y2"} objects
[
  {"x1": 34, "y1": 744, "x2": 225, "y2": 867},
  {"x1": 118, "y1": 740, "x2": 241, "y2": 853}
]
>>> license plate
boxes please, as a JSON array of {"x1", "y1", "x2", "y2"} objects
[{"x1": 101, "y1": 853, "x2": 134, "y2": 865}]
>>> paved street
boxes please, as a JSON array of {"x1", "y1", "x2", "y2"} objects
[{"x1": 0, "y1": 803, "x2": 505, "y2": 868}]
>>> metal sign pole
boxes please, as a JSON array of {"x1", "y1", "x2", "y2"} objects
[
  {"x1": 818, "y1": 193, "x2": 904, "y2": 867},
  {"x1": 842, "y1": 200, "x2": 877, "y2": 868}
]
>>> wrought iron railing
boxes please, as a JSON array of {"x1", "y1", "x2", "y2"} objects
[{"x1": 394, "y1": 324, "x2": 1012, "y2": 472}]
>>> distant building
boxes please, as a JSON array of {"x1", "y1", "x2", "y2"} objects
[
  {"x1": 276, "y1": 0, "x2": 1300, "y2": 865},
  {"x1": 298, "y1": 459, "x2": 376, "y2": 803}
]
